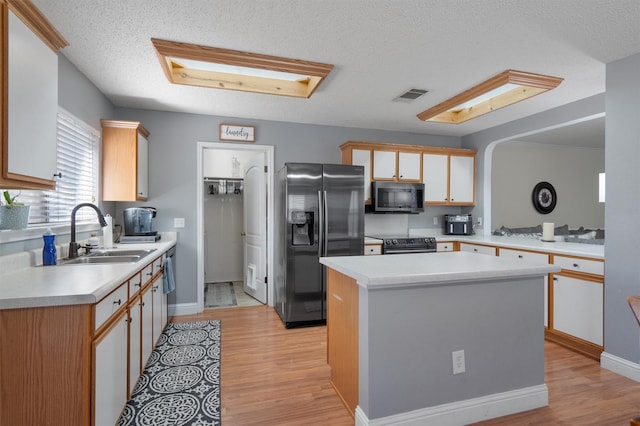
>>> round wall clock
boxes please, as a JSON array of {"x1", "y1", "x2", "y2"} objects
[{"x1": 532, "y1": 182, "x2": 557, "y2": 214}]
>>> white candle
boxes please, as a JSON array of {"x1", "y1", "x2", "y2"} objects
[{"x1": 542, "y1": 222, "x2": 554, "y2": 241}]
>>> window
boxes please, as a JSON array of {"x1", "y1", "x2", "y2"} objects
[{"x1": 17, "y1": 109, "x2": 100, "y2": 224}]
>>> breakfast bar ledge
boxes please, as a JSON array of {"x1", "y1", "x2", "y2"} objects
[{"x1": 320, "y1": 251, "x2": 560, "y2": 426}]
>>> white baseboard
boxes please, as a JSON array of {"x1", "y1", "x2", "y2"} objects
[
  {"x1": 601, "y1": 351, "x2": 640, "y2": 382},
  {"x1": 355, "y1": 384, "x2": 548, "y2": 426},
  {"x1": 168, "y1": 302, "x2": 199, "y2": 317}
]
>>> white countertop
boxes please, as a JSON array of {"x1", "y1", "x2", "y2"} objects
[
  {"x1": 0, "y1": 235, "x2": 176, "y2": 310},
  {"x1": 436, "y1": 233, "x2": 604, "y2": 259},
  {"x1": 320, "y1": 251, "x2": 560, "y2": 289}
]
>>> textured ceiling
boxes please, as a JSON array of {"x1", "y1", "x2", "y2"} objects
[{"x1": 33, "y1": 0, "x2": 640, "y2": 146}]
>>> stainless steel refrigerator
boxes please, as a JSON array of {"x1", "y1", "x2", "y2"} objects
[{"x1": 275, "y1": 163, "x2": 364, "y2": 328}]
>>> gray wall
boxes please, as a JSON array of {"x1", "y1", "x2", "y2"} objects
[
  {"x1": 111, "y1": 107, "x2": 460, "y2": 306},
  {"x1": 604, "y1": 53, "x2": 640, "y2": 363},
  {"x1": 463, "y1": 93, "x2": 605, "y2": 236},
  {"x1": 463, "y1": 53, "x2": 639, "y2": 367},
  {"x1": 491, "y1": 142, "x2": 604, "y2": 230}
]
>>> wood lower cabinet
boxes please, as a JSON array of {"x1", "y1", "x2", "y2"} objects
[
  {"x1": 128, "y1": 293, "x2": 142, "y2": 395},
  {"x1": 552, "y1": 275, "x2": 603, "y2": 346},
  {"x1": 141, "y1": 282, "x2": 154, "y2": 364},
  {"x1": 0, "y1": 253, "x2": 170, "y2": 425},
  {"x1": 437, "y1": 241, "x2": 454, "y2": 252},
  {"x1": 94, "y1": 309, "x2": 129, "y2": 426},
  {"x1": 364, "y1": 243, "x2": 382, "y2": 255},
  {"x1": 0, "y1": 305, "x2": 92, "y2": 425},
  {"x1": 326, "y1": 268, "x2": 359, "y2": 417},
  {"x1": 547, "y1": 255, "x2": 604, "y2": 359}
]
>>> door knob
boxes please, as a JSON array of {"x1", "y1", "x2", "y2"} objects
[{"x1": 241, "y1": 231, "x2": 246, "y2": 236}]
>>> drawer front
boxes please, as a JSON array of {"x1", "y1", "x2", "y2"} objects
[
  {"x1": 459, "y1": 243, "x2": 496, "y2": 256},
  {"x1": 499, "y1": 248, "x2": 549, "y2": 264},
  {"x1": 152, "y1": 256, "x2": 163, "y2": 272},
  {"x1": 437, "y1": 242, "x2": 453, "y2": 252},
  {"x1": 128, "y1": 273, "x2": 142, "y2": 298},
  {"x1": 554, "y1": 255, "x2": 604, "y2": 276},
  {"x1": 141, "y1": 264, "x2": 154, "y2": 286},
  {"x1": 95, "y1": 283, "x2": 128, "y2": 331},
  {"x1": 365, "y1": 244, "x2": 382, "y2": 255}
]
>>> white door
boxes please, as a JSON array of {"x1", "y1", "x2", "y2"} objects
[{"x1": 243, "y1": 153, "x2": 267, "y2": 303}]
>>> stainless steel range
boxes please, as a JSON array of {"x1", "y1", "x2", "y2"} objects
[{"x1": 370, "y1": 235, "x2": 437, "y2": 254}]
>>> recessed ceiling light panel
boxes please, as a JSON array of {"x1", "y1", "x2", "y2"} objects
[
  {"x1": 417, "y1": 70, "x2": 563, "y2": 124},
  {"x1": 151, "y1": 38, "x2": 334, "y2": 98}
]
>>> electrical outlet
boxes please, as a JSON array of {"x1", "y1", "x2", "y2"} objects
[
  {"x1": 174, "y1": 218, "x2": 185, "y2": 228},
  {"x1": 477, "y1": 217, "x2": 483, "y2": 226},
  {"x1": 452, "y1": 350, "x2": 465, "y2": 374},
  {"x1": 433, "y1": 216, "x2": 439, "y2": 225}
]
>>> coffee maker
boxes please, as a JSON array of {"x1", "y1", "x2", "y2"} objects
[{"x1": 120, "y1": 207, "x2": 161, "y2": 243}]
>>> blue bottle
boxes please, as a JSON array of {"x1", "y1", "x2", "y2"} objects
[{"x1": 43, "y1": 230, "x2": 57, "y2": 266}]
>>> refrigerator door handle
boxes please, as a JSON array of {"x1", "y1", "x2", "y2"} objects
[
  {"x1": 318, "y1": 190, "x2": 323, "y2": 257},
  {"x1": 323, "y1": 190, "x2": 329, "y2": 257}
]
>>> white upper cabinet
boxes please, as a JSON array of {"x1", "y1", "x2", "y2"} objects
[
  {"x1": 397, "y1": 152, "x2": 421, "y2": 181},
  {"x1": 1, "y1": 3, "x2": 68, "y2": 190},
  {"x1": 423, "y1": 152, "x2": 475, "y2": 205},
  {"x1": 341, "y1": 141, "x2": 476, "y2": 206},
  {"x1": 372, "y1": 150, "x2": 397, "y2": 180},
  {"x1": 422, "y1": 153, "x2": 448, "y2": 203},
  {"x1": 373, "y1": 150, "x2": 421, "y2": 181},
  {"x1": 449, "y1": 154, "x2": 475, "y2": 204}
]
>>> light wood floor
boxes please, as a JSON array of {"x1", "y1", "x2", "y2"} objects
[{"x1": 175, "y1": 306, "x2": 640, "y2": 426}]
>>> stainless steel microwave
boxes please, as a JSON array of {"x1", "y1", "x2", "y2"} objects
[{"x1": 368, "y1": 181, "x2": 424, "y2": 214}]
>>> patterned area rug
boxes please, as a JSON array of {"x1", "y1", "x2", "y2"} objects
[
  {"x1": 205, "y1": 282, "x2": 237, "y2": 308},
  {"x1": 117, "y1": 320, "x2": 221, "y2": 426}
]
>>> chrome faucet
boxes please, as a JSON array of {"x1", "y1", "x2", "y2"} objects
[{"x1": 69, "y1": 203, "x2": 108, "y2": 258}]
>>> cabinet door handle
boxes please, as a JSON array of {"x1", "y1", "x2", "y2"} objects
[
  {"x1": 113, "y1": 299, "x2": 122, "y2": 306},
  {"x1": 53, "y1": 172, "x2": 62, "y2": 178},
  {"x1": 553, "y1": 277, "x2": 559, "y2": 281},
  {"x1": 573, "y1": 263, "x2": 579, "y2": 268},
  {"x1": 518, "y1": 255, "x2": 523, "y2": 259},
  {"x1": 134, "y1": 282, "x2": 141, "y2": 287},
  {"x1": 146, "y1": 272, "x2": 153, "y2": 276}
]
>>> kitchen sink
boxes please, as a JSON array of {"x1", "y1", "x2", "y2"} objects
[
  {"x1": 60, "y1": 248, "x2": 156, "y2": 265},
  {"x1": 89, "y1": 249, "x2": 156, "y2": 257}
]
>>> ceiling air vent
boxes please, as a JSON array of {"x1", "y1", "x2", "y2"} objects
[{"x1": 393, "y1": 88, "x2": 429, "y2": 103}]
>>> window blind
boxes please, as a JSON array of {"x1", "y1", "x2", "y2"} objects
[{"x1": 17, "y1": 109, "x2": 100, "y2": 224}]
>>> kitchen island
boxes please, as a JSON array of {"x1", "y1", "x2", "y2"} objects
[{"x1": 320, "y1": 251, "x2": 560, "y2": 426}]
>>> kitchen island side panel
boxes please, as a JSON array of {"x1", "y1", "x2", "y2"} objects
[
  {"x1": 326, "y1": 267, "x2": 359, "y2": 416},
  {"x1": 360, "y1": 276, "x2": 546, "y2": 421}
]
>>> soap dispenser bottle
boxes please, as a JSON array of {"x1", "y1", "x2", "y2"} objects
[{"x1": 42, "y1": 229, "x2": 57, "y2": 266}]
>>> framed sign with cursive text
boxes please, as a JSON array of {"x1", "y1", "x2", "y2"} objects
[{"x1": 219, "y1": 124, "x2": 255, "y2": 142}]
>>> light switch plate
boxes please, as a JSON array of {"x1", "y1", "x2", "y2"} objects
[{"x1": 174, "y1": 218, "x2": 185, "y2": 228}]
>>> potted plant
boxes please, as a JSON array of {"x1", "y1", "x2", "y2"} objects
[{"x1": 0, "y1": 190, "x2": 30, "y2": 230}]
